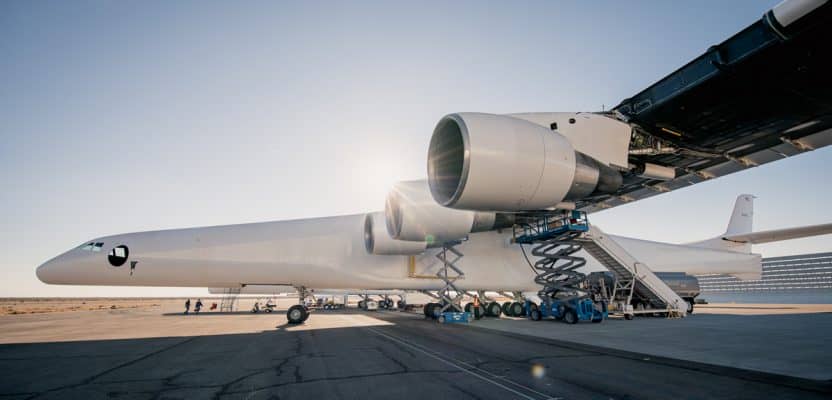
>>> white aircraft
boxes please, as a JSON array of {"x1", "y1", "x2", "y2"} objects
[
  {"x1": 207, "y1": 285, "x2": 409, "y2": 298},
  {"x1": 36, "y1": 0, "x2": 832, "y2": 324}
]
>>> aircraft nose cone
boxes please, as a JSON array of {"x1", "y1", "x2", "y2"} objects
[
  {"x1": 36, "y1": 256, "x2": 71, "y2": 284},
  {"x1": 36, "y1": 260, "x2": 54, "y2": 283}
]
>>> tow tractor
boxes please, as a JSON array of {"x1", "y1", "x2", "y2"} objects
[{"x1": 527, "y1": 298, "x2": 607, "y2": 324}]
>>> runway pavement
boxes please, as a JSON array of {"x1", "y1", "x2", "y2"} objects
[{"x1": 1, "y1": 305, "x2": 830, "y2": 399}]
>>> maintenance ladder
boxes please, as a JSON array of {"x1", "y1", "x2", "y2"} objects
[{"x1": 220, "y1": 287, "x2": 241, "y2": 312}]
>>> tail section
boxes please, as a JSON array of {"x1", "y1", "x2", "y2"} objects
[
  {"x1": 687, "y1": 194, "x2": 754, "y2": 253},
  {"x1": 725, "y1": 194, "x2": 754, "y2": 236}
]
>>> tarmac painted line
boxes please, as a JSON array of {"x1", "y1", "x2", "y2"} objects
[{"x1": 367, "y1": 326, "x2": 560, "y2": 400}]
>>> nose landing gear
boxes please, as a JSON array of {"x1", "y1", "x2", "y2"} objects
[{"x1": 286, "y1": 286, "x2": 312, "y2": 324}]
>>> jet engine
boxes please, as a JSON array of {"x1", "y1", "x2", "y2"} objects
[
  {"x1": 384, "y1": 180, "x2": 513, "y2": 244},
  {"x1": 427, "y1": 113, "x2": 623, "y2": 211},
  {"x1": 363, "y1": 212, "x2": 427, "y2": 255}
]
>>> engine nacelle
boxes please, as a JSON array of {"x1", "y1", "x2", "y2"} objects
[
  {"x1": 427, "y1": 113, "x2": 623, "y2": 211},
  {"x1": 363, "y1": 212, "x2": 427, "y2": 255},
  {"x1": 385, "y1": 180, "x2": 513, "y2": 244}
]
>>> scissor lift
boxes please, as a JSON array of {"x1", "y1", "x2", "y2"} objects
[{"x1": 514, "y1": 211, "x2": 687, "y2": 322}]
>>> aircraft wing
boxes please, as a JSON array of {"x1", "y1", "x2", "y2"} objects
[
  {"x1": 723, "y1": 222, "x2": 832, "y2": 244},
  {"x1": 579, "y1": 1, "x2": 832, "y2": 213}
]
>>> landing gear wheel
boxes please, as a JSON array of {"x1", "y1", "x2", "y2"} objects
[
  {"x1": 563, "y1": 309, "x2": 578, "y2": 324},
  {"x1": 425, "y1": 303, "x2": 441, "y2": 319},
  {"x1": 686, "y1": 300, "x2": 695, "y2": 314},
  {"x1": 501, "y1": 302, "x2": 512, "y2": 316},
  {"x1": 530, "y1": 309, "x2": 542, "y2": 321},
  {"x1": 300, "y1": 306, "x2": 310, "y2": 322},
  {"x1": 287, "y1": 305, "x2": 307, "y2": 324},
  {"x1": 486, "y1": 302, "x2": 502, "y2": 317},
  {"x1": 509, "y1": 302, "x2": 524, "y2": 317}
]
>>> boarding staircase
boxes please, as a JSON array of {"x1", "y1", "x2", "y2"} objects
[
  {"x1": 219, "y1": 287, "x2": 241, "y2": 312},
  {"x1": 578, "y1": 225, "x2": 687, "y2": 316}
]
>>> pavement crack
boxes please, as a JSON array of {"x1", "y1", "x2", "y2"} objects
[
  {"x1": 373, "y1": 344, "x2": 410, "y2": 373},
  {"x1": 23, "y1": 337, "x2": 198, "y2": 400},
  {"x1": 222, "y1": 369, "x2": 461, "y2": 395}
]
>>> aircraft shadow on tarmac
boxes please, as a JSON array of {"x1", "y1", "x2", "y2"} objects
[
  {"x1": 1, "y1": 312, "x2": 831, "y2": 400},
  {"x1": 161, "y1": 311, "x2": 278, "y2": 316},
  {"x1": 160, "y1": 308, "x2": 362, "y2": 317}
]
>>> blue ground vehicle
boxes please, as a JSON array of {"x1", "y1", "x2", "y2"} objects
[{"x1": 527, "y1": 298, "x2": 607, "y2": 324}]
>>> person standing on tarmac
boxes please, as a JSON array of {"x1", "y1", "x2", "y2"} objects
[
  {"x1": 194, "y1": 299, "x2": 203, "y2": 314},
  {"x1": 184, "y1": 299, "x2": 191, "y2": 315}
]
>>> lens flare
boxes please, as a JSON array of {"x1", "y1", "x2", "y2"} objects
[{"x1": 531, "y1": 363, "x2": 545, "y2": 379}]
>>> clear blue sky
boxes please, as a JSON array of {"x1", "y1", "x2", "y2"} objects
[{"x1": 2, "y1": 0, "x2": 829, "y2": 297}]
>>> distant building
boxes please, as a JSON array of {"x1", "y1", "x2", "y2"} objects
[{"x1": 697, "y1": 252, "x2": 832, "y2": 292}]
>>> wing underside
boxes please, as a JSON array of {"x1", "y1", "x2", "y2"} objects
[{"x1": 577, "y1": 2, "x2": 832, "y2": 213}]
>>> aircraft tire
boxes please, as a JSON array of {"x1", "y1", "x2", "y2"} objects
[
  {"x1": 486, "y1": 302, "x2": 501, "y2": 317},
  {"x1": 509, "y1": 302, "x2": 524, "y2": 317},
  {"x1": 501, "y1": 302, "x2": 512, "y2": 316},
  {"x1": 686, "y1": 300, "x2": 695, "y2": 314},
  {"x1": 287, "y1": 305, "x2": 307, "y2": 324},
  {"x1": 423, "y1": 303, "x2": 434, "y2": 318}
]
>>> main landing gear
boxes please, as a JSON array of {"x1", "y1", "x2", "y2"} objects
[{"x1": 286, "y1": 286, "x2": 311, "y2": 324}]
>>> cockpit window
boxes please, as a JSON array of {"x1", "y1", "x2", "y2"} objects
[
  {"x1": 80, "y1": 242, "x2": 105, "y2": 252},
  {"x1": 108, "y1": 245, "x2": 129, "y2": 267}
]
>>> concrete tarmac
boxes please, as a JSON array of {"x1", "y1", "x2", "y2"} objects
[
  {"x1": 470, "y1": 309, "x2": 832, "y2": 380},
  {"x1": 1, "y1": 303, "x2": 830, "y2": 399}
]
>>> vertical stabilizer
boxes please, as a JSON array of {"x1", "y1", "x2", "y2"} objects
[
  {"x1": 687, "y1": 194, "x2": 754, "y2": 253},
  {"x1": 725, "y1": 194, "x2": 754, "y2": 236}
]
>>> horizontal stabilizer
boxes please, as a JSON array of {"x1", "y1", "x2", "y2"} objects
[{"x1": 723, "y1": 223, "x2": 832, "y2": 244}]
